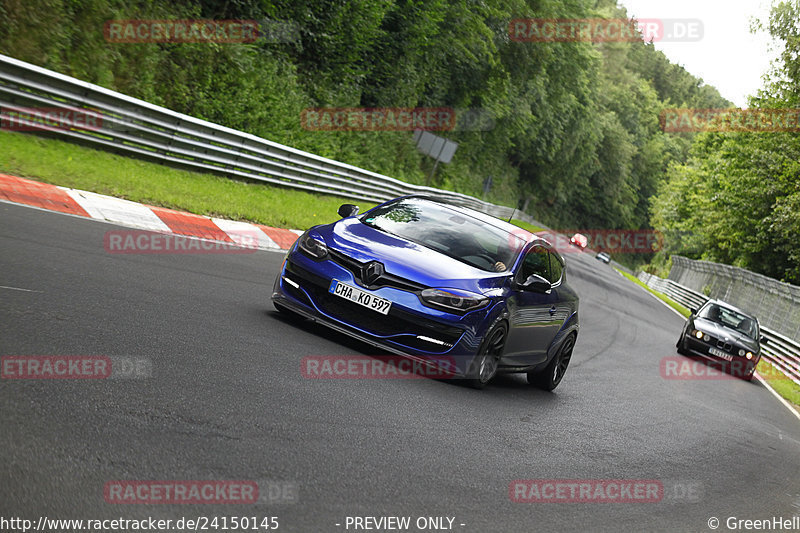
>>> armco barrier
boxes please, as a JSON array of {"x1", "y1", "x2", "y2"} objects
[
  {"x1": 637, "y1": 272, "x2": 800, "y2": 386},
  {"x1": 0, "y1": 54, "x2": 540, "y2": 225},
  {"x1": 670, "y1": 255, "x2": 800, "y2": 341}
]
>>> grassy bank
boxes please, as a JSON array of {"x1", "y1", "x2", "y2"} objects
[
  {"x1": 0, "y1": 130, "x2": 375, "y2": 230},
  {"x1": 0, "y1": 130, "x2": 544, "y2": 236},
  {"x1": 615, "y1": 268, "x2": 691, "y2": 318}
]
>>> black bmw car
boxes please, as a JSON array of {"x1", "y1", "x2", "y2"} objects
[{"x1": 676, "y1": 299, "x2": 765, "y2": 380}]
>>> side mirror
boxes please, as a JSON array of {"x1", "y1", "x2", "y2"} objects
[
  {"x1": 337, "y1": 204, "x2": 360, "y2": 218},
  {"x1": 521, "y1": 273, "x2": 551, "y2": 294},
  {"x1": 760, "y1": 335, "x2": 768, "y2": 345},
  {"x1": 690, "y1": 308, "x2": 697, "y2": 316}
]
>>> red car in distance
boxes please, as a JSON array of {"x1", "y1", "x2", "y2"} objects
[{"x1": 569, "y1": 233, "x2": 588, "y2": 249}]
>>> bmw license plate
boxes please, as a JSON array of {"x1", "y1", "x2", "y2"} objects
[
  {"x1": 329, "y1": 280, "x2": 392, "y2": 315},
  {"x1": 708, "y1": 347, "x2": 732, "y2": 360}
]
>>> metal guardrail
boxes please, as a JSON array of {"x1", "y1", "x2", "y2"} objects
[
  {"x1": 0, "y1": 54, "x2": 541, "y2": 226},
  {"x1": 638, "y1": 272, "x2": 800, "y2": 386},
  {"x1": 669, "y1": 255, "x2": 800, "y2": 341}
]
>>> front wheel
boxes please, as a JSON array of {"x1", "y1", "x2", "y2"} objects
[
  {"x1": 466, "y1": 322, "x2": 508, "y2": 389},
  {"x1": 676, "y1": 335, "x2": 689, "y2": 356},
  {"x1": 528, "y1": 333, "x2": 576, "y2": 391}
]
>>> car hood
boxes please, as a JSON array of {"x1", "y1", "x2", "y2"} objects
[
  {"x1": 313, "y1": 218, "x2": 508, "y2": 293},
  {"x1": 693, "y1": 318, "x2": 759, "y2": 351}
]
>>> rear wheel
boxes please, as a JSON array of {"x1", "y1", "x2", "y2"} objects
[
  {"x1": 528, "y1": 333, "x2": 576, "y2": 391},
  {"x1": 466, "y1": 322, "x2": 508, "y2": 389}
]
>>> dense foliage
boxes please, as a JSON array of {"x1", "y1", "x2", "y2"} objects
[
  {"x1": 649, "y1": 0, "x2": 800, "y2": 283},
  {"x1": 1, "y1": 0, "x2": 729, "y2": 235}
]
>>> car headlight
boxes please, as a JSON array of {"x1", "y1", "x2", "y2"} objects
[
  {"x1": 694, "y1": 330, "x2": 703, "y2": 339},
  {"x1": 298, "y1": 232, "x2": 328, "y2": 260},
  {"x1": 420, "y1": 288, "x2": 489, "y2": 313},
  {"x1": 746, "y1": 352, "x2": 754, "y2": 360},
  {"x1": 738, "y1": 349, "x2": 745, "y2": 356}
]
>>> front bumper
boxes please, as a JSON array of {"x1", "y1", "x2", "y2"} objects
[
  {"x1": 682, "y1": 335, "x2": 758, "y2": 377},
  {"x1": 272, "y1": 250, "x2": 497, "y2": 377}
]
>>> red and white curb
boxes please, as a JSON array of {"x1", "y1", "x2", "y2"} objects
[{"x1": 0, "y1": 174, "x2": 302, "y2": 251}]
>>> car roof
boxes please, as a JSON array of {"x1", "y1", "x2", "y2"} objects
[{"x1": 702, "y1": 299, "x2": 758, "y2": 321}]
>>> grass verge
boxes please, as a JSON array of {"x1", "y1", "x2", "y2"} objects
[
  {"x1": 614, "y1": 268, "x2": 691, "y2": 318},
  {"x1": 757, "y1": 359, "x2": 800, "y2": 408},
  {"x1": 615, "y1": 267, "x2": 800, "y2": 409},
  {"x1": 0, "y1": 130, "x2": 376, "y2": 230},
  {"x1": 1, "y1": 130, "x2": 534, "y2": 234},
  {"x1": 510, "y1": 219, "x2": 545, "y2": 233}
]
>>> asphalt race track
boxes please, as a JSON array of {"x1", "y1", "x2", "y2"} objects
[{"x1": 2, "y1": 201, "x2": 799, "y2": 532}]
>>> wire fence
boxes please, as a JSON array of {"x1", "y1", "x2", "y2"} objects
[{"x1": 669, "y1": 255, "x2": 800, "y2": 341}]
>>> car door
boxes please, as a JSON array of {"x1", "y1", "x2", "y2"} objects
[{"x1": 502, "y1": 244, "x2": 563, "y2": 367}]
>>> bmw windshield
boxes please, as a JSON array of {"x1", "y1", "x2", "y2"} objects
[
  {"x1": 360, "y1": 198, "x2": 527, "y2": 272},
  {"x1": 698, "y1": 303, "x2": 759, "y2": 339}
]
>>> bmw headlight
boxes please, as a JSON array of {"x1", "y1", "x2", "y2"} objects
[
  {"x1": 694, "y1": 330, "x2": 703, "y2": 339},
  {"x1": 298, "y1": 232, "x2": 328, "y2": 260},
  {"x1": 738, "y1": 349, "x2": 745, "y2": 356},
  {"x1": 420, "y1": 288, "x2": 489, "y2": 313}
]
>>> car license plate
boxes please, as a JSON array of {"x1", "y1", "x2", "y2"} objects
[
  {"x1": 329, "y1": 280, "x2": 392, "y2": 315},
  {"x1": 709, "y1": 347, "x2": 732, "y2": 360}
]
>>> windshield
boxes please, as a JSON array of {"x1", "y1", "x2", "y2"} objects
[
  {"x1": 698, "y1": 303, "x2": 758, "y2": 339},
  {"x1": 360, "y1": 198, "x2": 526, "y2": 272}
]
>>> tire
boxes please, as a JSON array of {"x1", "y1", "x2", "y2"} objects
[
  {"x1": 466, "y1": 321, "x2": 508, "y2": 389},
  {"x1": 676, "y1": 335, "x2": 689, "y2": 356},
  {"x1": 736, "y1": 363, "x2": 756, "y2": 382},
  {"x1": 528, "y1": 333, "x2": 576, "y2": 391}
]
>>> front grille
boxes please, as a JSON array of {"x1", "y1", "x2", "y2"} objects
[
  {"x1": 309, "y1": 284, "x2": 462, "y2": 344},
  {"x1": 715, "y1": 339, "x2": 733, "y2": 352},
  {"x1": 327, "y1": 248, "x2": 426, "y2": 292},
  {"x1": 286, "y1": 259, "x2": 462, "y2": 347}
]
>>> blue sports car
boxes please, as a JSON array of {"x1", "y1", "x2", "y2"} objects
[{"x1": 272, "y1": 196, "x2": 579, "y2": 389}]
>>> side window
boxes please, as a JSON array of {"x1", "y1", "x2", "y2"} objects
[
  {"x1": 548, "y1": 253, "x2": 563, "y2": 284},
  {"x1": 519, "y1": 245, "x2": 550, "y2": 282}
]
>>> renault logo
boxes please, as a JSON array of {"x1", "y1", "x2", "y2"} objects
[{"x1": 362, "y1": 261, "x2": 384, "y2": 285}]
